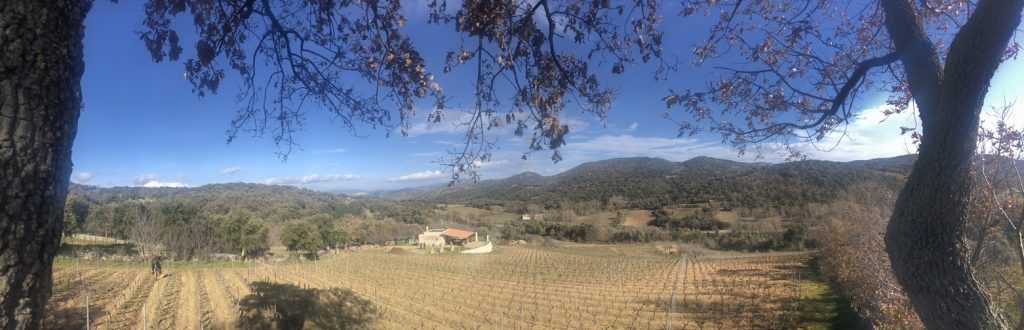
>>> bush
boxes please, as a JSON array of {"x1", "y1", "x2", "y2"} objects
[
  {"x1": 647, "y1": 208, "x2": 729, "y2": 231},
  {"x1": 610, "y1": 227, "x2": 669, "y2": 243},
  {"x1": 814, "y1": 183, "x2": 922, "y2": 328},
  {"x1": 501, "y1": 220, "x2": 600, "y2": 243}
]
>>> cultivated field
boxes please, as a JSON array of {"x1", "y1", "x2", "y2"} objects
[{"x1": 43, "y1": 244, "x2": 837, "y2": 329}]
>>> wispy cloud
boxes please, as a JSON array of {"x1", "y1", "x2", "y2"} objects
[
  {"x1": 564, "y1": 134, "x2": 740, "y2": 161},
  {"x1": 473, "y1": 159, "x2": 508, "y2": 169},
  {"x1": 72, "y1": 172, "x2": 94, "y2": 184},
  {"x1": 561, "y1": 117, "x2": 591, "y2": 133},
  {"x1": 559, "y1": 106, "x2": 916, "y2": 164},
  {"x1": 320, "y1": 148, "x2": 347, "y2": 154},
  {"x1": 628, "y1": 122, "x2": 639, "y2": 131},
  {"x1": 390, "y1": 170, "x2": 444, "y2": 181},
  {"x1": 799, "y1": 105, "x2": 917, "y2": 161},
  {"x1": 133, "y1": 173, "x2": 158, "y2": 186},
  {"x1": 403, "y1": 109, "x2": 474, "y2": 137},
  {"x1": 263, "y1": 174, "x2": 358, "y2": 185},
  {"x1": 219, "y1": 167, "x2": 243, "y2": 175},
  {"x1": 402, "y1": 108, "x2": 584, "y2": 138}
]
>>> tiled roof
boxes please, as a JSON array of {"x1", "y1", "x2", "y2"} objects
[{"x1": 441, "y1": 228, "x2": 475, "y2": 239}]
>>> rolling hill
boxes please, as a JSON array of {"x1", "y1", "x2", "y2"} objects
[{"x1": 404, "y1": 155, "x2": 914, "y2": 208}]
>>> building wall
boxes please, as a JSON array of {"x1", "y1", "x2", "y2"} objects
[
  {"x1": 462, "y1": 242, "x2": 493, "y2": 254},
  {"x1": 418, "y1": 234, "x2": 445, "y2": 248}
]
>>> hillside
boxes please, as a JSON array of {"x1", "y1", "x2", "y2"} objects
[
  {"x1": 410, "y1": 155, "x2": 914, "y2": 208},
  {"x1": 66, "y1": 183, "x2": 366, "y2": 237}
]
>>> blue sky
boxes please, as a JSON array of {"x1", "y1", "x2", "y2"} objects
[{"x1": 70, "y1": 1, "x2": 1024, "y2": 191}]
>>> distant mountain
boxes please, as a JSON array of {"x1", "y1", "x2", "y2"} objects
[
  {"x1": 847, "y1": 154, "x2": 918, "y2": 174},
  {"x1": 402, "y1": 155, "x2": 914, "y2": 208},
  {"x1": 372, "y1": 182, "x2": 449, "y2": 200},
  {"x1": 71, "y1": 182, "x2": 348, "y2": 201}
]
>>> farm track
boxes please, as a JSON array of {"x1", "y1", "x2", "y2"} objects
[{"x1": 50, "y1": 245, "x2": 826, "y2": 329}]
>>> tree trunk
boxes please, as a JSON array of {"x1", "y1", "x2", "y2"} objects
[
  {"x1": 0, "y1": 0, "x2": 89, "y2": 328},
  {"x1": 886, "y1": 113, "x2": 1005, "y2": 328},
  {"x1": 881, "y1": 0, "x2": 1023, "y2": 327}
]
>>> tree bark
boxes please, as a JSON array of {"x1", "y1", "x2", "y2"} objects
[
  {"x1": 886, "y1": 116, "x2": 1006, "y2": 329},
  {"x1": 0, "y1": 0, "x2": 89, "y2": 328},
  {"x1": 883, "y1": 0, "x2": 1024, "y2": 328}
]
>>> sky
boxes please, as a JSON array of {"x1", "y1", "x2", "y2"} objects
[{"x1": 70, "y1": 1, "x2": 1024, "y2": 191}]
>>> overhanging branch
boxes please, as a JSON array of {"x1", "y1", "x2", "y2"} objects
[{"x1": 737, "y1": 52, "x2": 899, "y2": 141}]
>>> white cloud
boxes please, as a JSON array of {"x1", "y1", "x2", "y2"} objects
[
  {"x1": 564, "y1": 134, "x2": 740, "y2": 161},
  {"x1": 564, "y1": 106, "x2": 916, "y2": 163},
  {"x1": 403, "y1": 109, "x2": 475, "y2": 137},
  {"x1": 628, "y1": 122, "x2": 639, "y2": 131},
  {"x1": 560, "y1": 117, "x2": 591, "y2": 133},
  {"x1": 799, "y1": 105, "x2": 918, "y2": 161},
  {"x1": 472, "y1": 159, "x2": 509, "y2": 169},
  {"x1": 263, "y1": 174, "x2": 358, "y2": 185},
  {"x1": 133, "y1": 173, "x2": 188, "y2": 187},
  {"x1": 390, "y1": 170, "x2": 444, "y2": 181},
  {"x1": 72, "y1": 172, "x2": 94, "y2": 183},
  {"x1": 133, "y1": 173, "x2": 158, "y2": 186},
  {"x1": 142, "y1": 181, "x2": 188, "y2": 188},
  {"x1": 403, "y1": 109, "x2": 588, "y2": 138},
  {"x1": 320, "y1": 148, "x2": 347, "y2": 154},
  {"x1": 219, "y1": 167, "x2": 243, "y2": 175}
]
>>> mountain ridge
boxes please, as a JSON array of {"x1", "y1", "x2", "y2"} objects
[{"x1": 400, "y1": 155, "x2": 916, "y2": 208}]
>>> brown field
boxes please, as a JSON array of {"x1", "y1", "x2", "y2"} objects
[
  {"x1": 622, "y1": 209, "x2": 655, "y2": 227},
  {"x1": 44, "y1": 244, "x2": 838, "y2": 329}
]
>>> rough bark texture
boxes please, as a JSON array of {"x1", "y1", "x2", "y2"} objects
[
  {"x1": 0, "y1": 0, "x2": 89, "y2": 328},
  {"x1": 883, "y1": 0, "x2": 1024, "y2": 328}
]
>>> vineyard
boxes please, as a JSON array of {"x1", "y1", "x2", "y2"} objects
[{"x1": 43, "y1": 244, "x2": 839, "y2": 329}]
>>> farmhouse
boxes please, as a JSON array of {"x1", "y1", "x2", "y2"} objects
[
  {"x1": 440, "y1": 228, "x2": 477, "y2": 245},
  {"x1": 417, "y1": 227, "x2": 479, "y2": 249},
  {"x1": 418, "y1": 228, "x2": 446, "y2": 248}
]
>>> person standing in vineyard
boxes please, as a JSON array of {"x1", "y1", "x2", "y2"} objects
[{"x1": 150, "y1": 255, "x2": 162, "y2": 279}]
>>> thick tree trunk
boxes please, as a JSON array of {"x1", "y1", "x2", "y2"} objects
[
  {"x1": 0, "y1": 0, "x2": 89, "y2": 328},
  {"x1": 885, "y1": 106, "x2": 1005, "y2": 328},
  {"x1": 882, "y1": 0, "x2": 1023, "y2": 327}
]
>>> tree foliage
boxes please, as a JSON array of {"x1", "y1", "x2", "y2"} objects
[
  {"x1": 140, "y1": 0, "x2": 442, "y2": 156},
  {"x1": 647, "y1": 206, "x2": 729, "y2": 231},
  {"x1": 281, "y1": 221, "x2": 325, "y2": 253},
  {"x1": 425, "y1": 156, "x2": 905, "y2": 209},
  {"x1": 137, "y1": 0, "x2": 664, "y2": 181},
  {"x1": 662, "y1": 0, "x2": 1019, "y2": 157}
]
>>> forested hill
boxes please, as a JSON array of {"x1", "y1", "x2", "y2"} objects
[
  {"x1": 71, "y1": 182, "x2": 348, "y2": 203},
  {"x1": 407, "y1": 156, "x2": 915, "y2": 209},
  {"x1": 67, "y1": 183, "x2": 364, "y2": 230}
]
